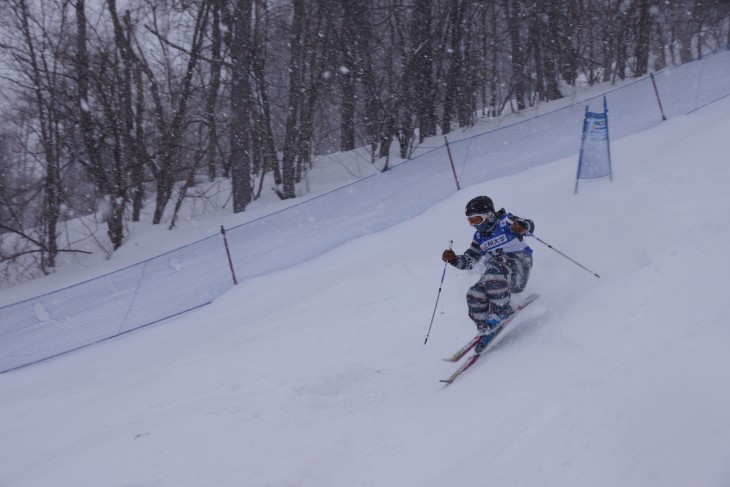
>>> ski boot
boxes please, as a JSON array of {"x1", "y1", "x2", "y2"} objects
[{"x1": 474, "y1": 309, "x2": 512, "y2": 354}]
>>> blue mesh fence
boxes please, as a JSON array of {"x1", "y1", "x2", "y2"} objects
[{"x1": 1, "y1": 48, "x2": 728, "y2": 373}]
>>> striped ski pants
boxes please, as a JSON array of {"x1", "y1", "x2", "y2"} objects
[{"x1": 466, "y1": 251, "x2": 533, "y2": 326}]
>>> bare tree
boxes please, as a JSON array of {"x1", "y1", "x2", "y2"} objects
[
  {"x1": 633, "y1": 0, "x2": 656, "y2": 76},
  {"x1": 503, "y1": 0, "x2": 528, "y2": 110},
  {"x1": 7, "y1": 0, "x2": 71, "y2": 270},
  {"x1": 109, "y1": 0, "x2": 211, "y2": 224},
  {"x1": 279, "y1": 0, "x2": 315, "y2": 198},
  {"x1": 411, "y1": 0, "x2": 437, "y2": 141},
  {"x1": 205, "y1": 0, "x2": 224, "y2": 182},
  {"x1": 229, "y1": 0, "x2": 254, "y2": 211},
  {"x1": 76, "y1": 0, "x2": 131, "y2": 249}
]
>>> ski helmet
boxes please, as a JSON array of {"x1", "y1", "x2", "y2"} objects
[
  {"x1": 465, "y1": 196, "x2": 494, "y2": 216},
  {"x1": 465, "y1": 196, "x2": 497, "y2": 230}
]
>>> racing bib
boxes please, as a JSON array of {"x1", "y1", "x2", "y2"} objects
[{"x1": 480, "y1": 234, "x2": 507, "y2": 252}]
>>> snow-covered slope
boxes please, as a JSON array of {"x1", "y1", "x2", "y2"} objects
[{"x1": 1, "y1": 96, "x2": 729, "y2": 487}]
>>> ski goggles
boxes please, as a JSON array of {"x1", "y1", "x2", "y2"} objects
[{"x1": 466, "y1": 211, "x2": 494, "y2": 227}]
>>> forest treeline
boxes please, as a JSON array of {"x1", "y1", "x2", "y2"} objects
[{"x1": 0, "y1": 0, "x2": 728, "y2": 281}]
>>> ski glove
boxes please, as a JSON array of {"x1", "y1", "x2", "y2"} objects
[
  {"x1": 510, "y1": 220, "x2": 529, "y2": 235},
  {"x1": 442, "y1": 249, "x2": 457, "y2": 263}
]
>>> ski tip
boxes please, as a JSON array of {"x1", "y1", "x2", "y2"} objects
[{"x1": 439, "y1": 379, "x2": 453, "y2": 384}]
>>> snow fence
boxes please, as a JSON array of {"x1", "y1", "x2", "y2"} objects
[{"x1": 1, "y1": 48, "x2": 729, "y2": 373}]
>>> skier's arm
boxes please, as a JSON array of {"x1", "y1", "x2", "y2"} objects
[{"x1": 442, "y1": 240, "x2": 482, "y2": 269}]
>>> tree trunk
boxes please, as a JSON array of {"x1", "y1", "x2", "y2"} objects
[
  {"x1": 230, "y1": 0, "x2": 254, "y2": 212},
  {"x1": 206, "y1": 0, "x2": 223, "y2": 182},
  {"x1": 441, "y1": 0, "x2": 463, "y2": 134},
  {"x1": 634, "y1": 0, "x2": 653, "y2": 77},
  {"x1": 17, "y1": 0, "x2": 61, "y2": 269},
  {"x1": 412, "y1": 0, "x2": 437, "y2": 141},
  {"x1": 280, "y1": 0, "x2": 307, "y2": 199},
  {"x1": 130, "y1": 61, "x2": 146, "y2": 222},
  {"x1": 340, "y1": 69, "x2": 356, "y2": 152},
  {"x1": 504, "y1": 0, "x2": 527, "y2": 110}
]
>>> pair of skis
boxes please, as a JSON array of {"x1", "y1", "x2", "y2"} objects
[{"x1": 440, "y1": 293, "x2": 540, "y2": 385}]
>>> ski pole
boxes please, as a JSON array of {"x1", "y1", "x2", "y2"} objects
[
  {"x1": 528, "y1": 233, "x2": 601, "y2": 279},
  {"x1": 424, "y1": 240, "x2": 453, "y2": 345}
]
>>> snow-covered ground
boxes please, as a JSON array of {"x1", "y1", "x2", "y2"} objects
[{"x1": 1, "y1": 95, "x2": 730, "y2": 486}]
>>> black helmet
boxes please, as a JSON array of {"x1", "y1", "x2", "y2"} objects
[{"x1": 465, "y1": 196, "x2": 494, "y2": 216}]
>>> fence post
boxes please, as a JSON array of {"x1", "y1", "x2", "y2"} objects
[
  {"x1": 220, "y1": 225, "x2": 238, "y2": 285},
  {"x1": 443, "y1": 136, "x2": 461, "y2": 191},
  {"x1": 650, "y1": 72, "x2": 667, "y2": 121}
]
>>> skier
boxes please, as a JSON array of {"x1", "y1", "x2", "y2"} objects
[{"x1": 441, "y1": 196, "x2": 534, "y2": 353}]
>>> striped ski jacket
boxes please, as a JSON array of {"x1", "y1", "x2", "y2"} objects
[{"x1": 449, "y1": 209, "x2": 534, "y2": 270}]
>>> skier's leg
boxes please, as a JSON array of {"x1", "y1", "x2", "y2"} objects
[
  {"x1": 504, "y1": 252, "x2": 533, "y2": 293},
  {"x1": 466, "y1": 260, "x2": 510, "y2": 327}
]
